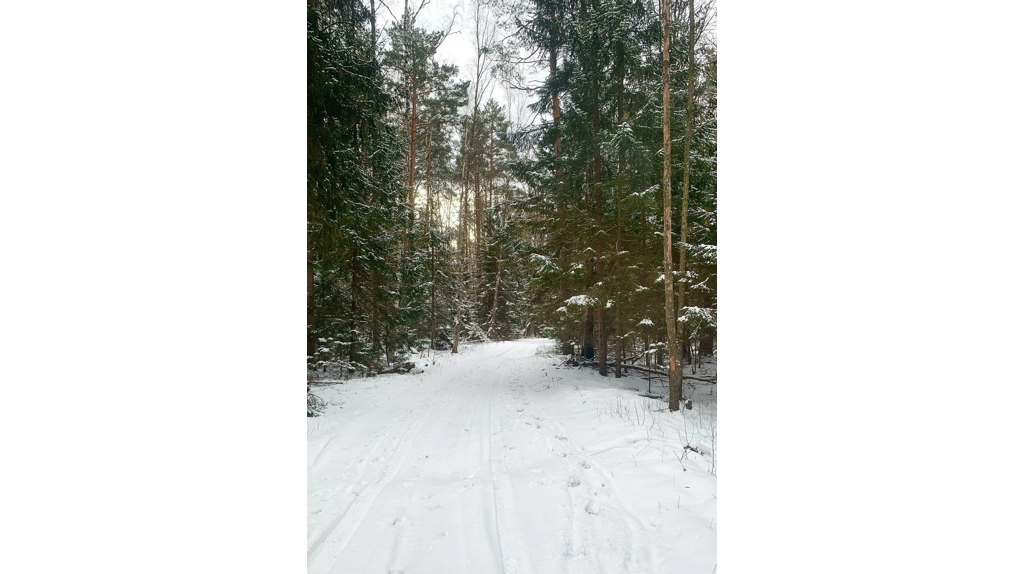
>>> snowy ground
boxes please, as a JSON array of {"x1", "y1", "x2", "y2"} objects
[{"x1": 307, "y1": 338, "x2": 717, "y2": 574}]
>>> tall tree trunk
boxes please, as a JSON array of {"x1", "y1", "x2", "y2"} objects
[
  {"x1": 549, "y1": 31, "x2": 563, "y2": 214},
  {"x1": 454, "y1": 129, "x2": 469, "y2": 355},
  {"x1": 460, "y1": 128, "x2": 470, "y2": 263},
  {"x1": 581, "y1": 3, "x2": 598, "y2": 362},
  {"x1": 677, "y1": 0, "x2": 697, "y2": 367},
  {"x1": 307, "y1": 236, "x2": 314, "y2": 368},
  {"x1": 424, "y1": 126, "x2": 432, "y2": 231},
  {"x1": 487, "y1": 253, "x2": 501, "y2": 338},
  {"x1": 593, "y1": 80, "x2": 607, "y2": 376},
  {"x1": 370, "y1": 0, "x2": 377, "y2": 54},
  {"x1": 475, "y1": 170, "x2": 483, "y2": 289},
  {"x1": 426, "y1": 127, "x2": 436, "y2": 351},
  {"x1": 662, "y1": 0, "x2": 682, "y2": 412},
  {"x1": 409, "y1": 70, "x2": 418, "y2": 223},
  {"x1": 370, "y1": 290, "x2": 379, "y2": 368},
  {"x1": 614, "y1": 60, "x2": 625, "y2": 379},
  {"x1": 350, "y1": 247, "x2": 358, "y2": 363},
  {"x1": 488, "y1": 131, "x2": 494, "y2": 209},
  {"x1": 453, "y1": 234, "x2": 461, "y2": 356},
  {"x1": 453, "y1": 248, "x2": 461, "y2": 355},
  {"x1": 597, "y1": 305, "x2": 607, "y2": 374},
  {"x1": 584, "y1": 307, "x2": 594, "y2": 359},
  {"x1": 550, "y1": 41, "x2": 568, "y2": 306},
  {"x1": 452, "y1": 309, "x2": 460, "y2": 353}
]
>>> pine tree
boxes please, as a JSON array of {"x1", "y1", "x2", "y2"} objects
[
  {"x1": 307, "y1": 0, "x2": 717, "y2": 397},
  {"x1": 307, "y1": 0, "x2": 406, "y2": 375}
]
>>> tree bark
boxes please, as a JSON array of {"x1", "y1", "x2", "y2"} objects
[
  {"x1": 452, "y1": 305, "x2": 460, "y2": 353},
  {"x1": 678, "y1": 0, "x2": 696, "y2": 341},
  {"x1": 426, "y1": 127, "x2": 436, "y2": 350},
  {"x1": 488, "y1": 130, "x2": 494, "y2": 209},
  {"x1": 583, "y1": 3, "x2": 605, "y2": 377},
  {"x1": 307, "y1": 238, "x2": 314, "y2": 366},
  {"x1": 584, "y1": 307, "x2": 594, "y2": 359},
  {"x1": 662, "y1": 0, "x2": 682, "y2": 412},
  {"x1": 350, "y1": 247, "x2": 358, "y2": 363},
  {"x1": 594, "y1": 147, "x2": 607, "y2": 377},
  {"x1": 424, "y1": 126, "x2": 432, "y2": 229},
  {"x1": 370, "y1": 0, "x2": 377, "y2": 54},
  {"x1": 409, "y1": 69, "x2": 418, "y2": 234},
  {"x1": 460, "y1": 124, "x2": 470, "y2": 263},
  {"x1": 550, "y1": 41, "x2": 568, "y2": 306},
  {"x1": 674, "y1": 0, "x2": 698, "y2": 366},
  {"x1": 475, "y1": 170, "x2": 483, "y2": 288},
  {"x1": 550, "y1": 30, "x2": 564, "y2": 215},
  {"x1": 614, "y1": 58, "x2": 625, "y2": 379},
  {"x1": 487, "y1": 255, "x2": 501, "y2": 338},
  {"x1": 454, "y1": 124, "x2": 469, "y2": 355}
]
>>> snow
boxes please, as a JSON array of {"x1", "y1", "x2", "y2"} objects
[
  {"x1": 678, "y1": 306, "x2": 717, "y2": 327},
  {"x1": 565, "y1": 295, "x2": 596, "y2": 307},
  {"x1": 308, "y1": 339, "x2": 717, "y2": 574}
]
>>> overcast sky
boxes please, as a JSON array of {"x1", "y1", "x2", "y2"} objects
[{"x1": 374, "y1": 0, "x2": 545, "y2": 129}]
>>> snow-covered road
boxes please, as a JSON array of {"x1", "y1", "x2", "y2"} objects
[{"x1": 307, "y1": 338, "x2": 717, "y2": 574}]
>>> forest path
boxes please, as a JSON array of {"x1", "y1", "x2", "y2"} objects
[{"x1": 307, "y1": 339, "x2": 717, "y2": 574}]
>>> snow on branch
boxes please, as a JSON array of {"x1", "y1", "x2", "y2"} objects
[
  {"x1": 565, "y1": 294, "x2": 597, "y2": 307},
  {"x1": 677, "y1": 306, "x2": 717, "y2": 329}
]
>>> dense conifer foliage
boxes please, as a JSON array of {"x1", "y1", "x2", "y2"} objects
[{"x1": 308, "y1": 0, "x2": 716, "y2": 399}]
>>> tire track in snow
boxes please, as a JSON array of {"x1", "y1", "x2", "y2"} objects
[
  {"x1": 488, "y1": 363, "x2": 533, "y2": 574},
  {"x1": 308, "y1": 345, "x2": 516, "y2": 573},
  {"x1": 306, "y1": 417, "x2": 405, "y2": 554},
  {"x1": 385, "y1": 356, "x2": 510, "y2": 573},
  {"x1": 516, "y1": 375, "x2": 651, "y2": 574},
  {"x1": 307, "y1": 390, "x2": 456, "y2": 574},
  {"x1": 308, "y1": 412, "x2": 401, "y2": 471},
  {"x1": 307, "y1": 387, "x2": 438, "y2": 554}
]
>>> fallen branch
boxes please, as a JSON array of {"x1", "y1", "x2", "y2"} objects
[
  {"x1": 621, "y1": 364, "x2": 715, "y2": 383},
  {"x1": 581, "y1": 361, "x2": 716, "y2": 383}
]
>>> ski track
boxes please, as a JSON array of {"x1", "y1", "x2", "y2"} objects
[
  {"x1": 488, "y1": 361, "x2": 532, "y2": 574},
  {"x1": 307, "y1": 339, "x2": 717, "y2": 574},
  {"x1": 306, "y1": 420, "x2": 400, "y2": 552},
  {"x1": 308, "y1": 345, "x2": 515, "y2": 573},
  {"x1": 308, "y1": 393, "x2": 449, "y2": 572}
]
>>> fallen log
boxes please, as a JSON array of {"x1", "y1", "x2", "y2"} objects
[
  {"x1": 582, "y1": 361, "x2": 716, "y2": 383},
  {"x1": 579, "y1": 360, "x2": 657, "y2": 377},
  {"x1": 380, "y1": 361, "x2": 416, "y2": 374}
]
